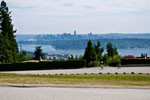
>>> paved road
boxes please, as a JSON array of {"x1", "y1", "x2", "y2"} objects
[
  {"x1": 1, "y1": 67, "x2": 150, "y2": 75},
  {"x1": 0, "y1": 87, "x2": 150, "y2": 100}
]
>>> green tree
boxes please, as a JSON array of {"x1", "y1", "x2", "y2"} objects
[
  {"x1": 106, "y1": 42, "x2": 114, "y2": 57},
  {"x1": 102, "y1": 54, "x2": 121, "y2": 66},
  {"x1": 105, "y1": 42, "x2": 120, "y2": 66},
  {"x1": 0, "y1": 0, "x2": 18, "y2": 63},
  {"x1": 34, "y1": 46, "x2": 44, "y2": 60},
  {"x1": 94, "y1": 41, "x2": 104, "y2": 61},
  {"x1": 83, "y1": 40, "x2": 96, "y2": 66},
  {"x1": 106, "y1": 42, "x2": 118, "y2": 57},
  {"x1": 19, "y1": 50, "x2": 33, "y2": 61},
  {"x1": 113, "y1": 45, "x2": 118, "y2": 55}
]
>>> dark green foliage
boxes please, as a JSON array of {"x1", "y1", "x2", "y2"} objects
[
  {"x1": 19, "y1": 38, "x2": 150, "y2": 50},
  {"x1": 106, "y1": 42, "x2": 114, "y2": 57},
  {"x1": 0, "y1": 60, "x2": 86, "y2": 71},
  {"x1": 83, "y1": 40, "x2": 96, "y2": 66},
  {"x1": 19, "y1": 50, "x2": 33, "y2": 61},
  {"x1": 102, "y1": 54, "x2": 109, "y2": 65},
  {"x1": 83, "y1": 41, "x2": 120, "y2": 67},
  {"x1": 105, "y1": 42, "x2": 120, "y2": 66},
  {"x1": 34, "y1": 46, "x2": 45, "y2": 60},
  {"x1": 39, "y1": 60, "x2": 86, "y2": 69},
  {"x1": 94, "y1": 41, "x2": 104, "y2": 61},
  {"x1": 109, "y1": 55, "x2": 121, "y2": 66},
  {"x1": 83, "y1": 40, "x2": 104, "y2": 67},
  {"x1": 121, "y1": 58, "x2": 150, "y2": 65},
  {"x1": 113, "y1": 45, "x2": 118, "y2": 55},
  {"x1": 88, "y1": 61, "x2": 100, "y2": 67},
  {"x1": 106, "y1": 42, "x2": 118, "y2": 57},
  {"x1": 0, "y1": 1, "x2": 18, "y2": 63},
  {"x1": 102, "y1": 42, "x2": 120, "y2": 66},
  {"x1": 20, "y1": 50, "x2": 27, "y2": 56}
]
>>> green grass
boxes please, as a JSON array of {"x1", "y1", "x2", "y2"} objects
[{"x1": 0, "y1": 73, "x2": 150, "y2": 86}]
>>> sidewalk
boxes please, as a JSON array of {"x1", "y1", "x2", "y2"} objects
[{"x1": 0, "y1": 83, "x2": 150, "y2": 89}]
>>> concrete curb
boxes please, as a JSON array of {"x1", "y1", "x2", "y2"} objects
[
  {"x1": 1, "y1": 72, "x2": 150, "y2": 75},
  {"x1": 0, "y1": 83, "x2": 150, "y2": 89},
  {"x1": 32, "y1": 72, "x2": 150, "y2": 75}
]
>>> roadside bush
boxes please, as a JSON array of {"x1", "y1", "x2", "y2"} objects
[
  {"x1": 112, "y1": 55, "x2": 121, "y2": 63},
  {"x1": 102, "y1": 55, "x2": 121, "y2": 66},
  {"x1": 110, "y1": 55, "x2": 121, "y2": 66},
  {"x1": 87, "y1": 61, "x2": 100, "y2": 67}
]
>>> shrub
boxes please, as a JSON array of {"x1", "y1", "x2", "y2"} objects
[
  {"x1": 102, "y1": 55, "x2": 121, "y2": 66},
  {"x1": 112, "y1": 55, "x2": 121, "y2": 63},
  {"x1": 109, "y1": 55, "x2": 121, "y2": 66},
  {"x1": 87, "y1": 61, "x2": 100, "y2": 67}
]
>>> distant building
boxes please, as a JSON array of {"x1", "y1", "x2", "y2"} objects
[{"x1": 74, "y1": 30, "x2": 77, "y2": 36}]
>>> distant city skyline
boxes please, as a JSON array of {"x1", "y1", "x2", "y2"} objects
[{"x1": 5, "y1": 0, "x2": 150, "y2": 34}]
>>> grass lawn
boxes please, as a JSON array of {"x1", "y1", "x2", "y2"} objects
[{"x1": 0, "y1": 73, "x2": 150, "y2": 86}]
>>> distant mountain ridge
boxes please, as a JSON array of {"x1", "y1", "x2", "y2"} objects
[{"x1": 16, "y1": 33, "x2": 150, "y2": 50}]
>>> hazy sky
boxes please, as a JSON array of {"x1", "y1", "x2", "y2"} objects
[{"x1": 5, "y1": 0, "x2": 150, "y2": 34}]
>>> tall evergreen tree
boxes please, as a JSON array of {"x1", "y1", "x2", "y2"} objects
[
  {"x1": 113, "y1": 45, "x2": 118, "y2": 55},
  {"x1": 106, "y1": 42, "x2": 118, "y2": 57},
  {"x1": 106, "y1": 42, "x2": 114, "y2": 57},
  {"x1": 0, "y1": 0, "x2": 18, "y2": 63},
  {"x1": 94, "y1": 41, "x2": 104, "y2": 61},
  {"x1": 83, "y1": 40, "x2": 96, "y2": 66},
  {"x1": 34, "y1": 46, "x2": 44, "y2": 60}
]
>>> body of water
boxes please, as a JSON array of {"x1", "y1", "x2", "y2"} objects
[{"x1": 19, "y1": 44, "x2": 150, "y2": 57}]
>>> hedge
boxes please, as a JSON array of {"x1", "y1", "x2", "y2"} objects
[
  {"x1": 39, "y1": 60, "x2": 86, "y2": 69},
  {"x1": 121, "y1": 58, "x2": 150, "y2": 65},
  {"x1": 0, "y1": 60, "x2": 86, "y2": 71}
]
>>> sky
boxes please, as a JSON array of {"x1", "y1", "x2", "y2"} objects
[{"x1": 4, "y1": 0, "x2": 150, "y2": 34}]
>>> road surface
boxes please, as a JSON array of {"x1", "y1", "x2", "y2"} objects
[
  {"x1": 1, "y1": 67, "x2": 150, "y2": 75},
  {"x1": 0, "y1": 87, "x2": 150, "y2": 100}
]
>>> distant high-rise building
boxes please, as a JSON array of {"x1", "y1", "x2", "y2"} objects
[{"x1": 74, "y1": 30, "x2": 76, "y2": 36}]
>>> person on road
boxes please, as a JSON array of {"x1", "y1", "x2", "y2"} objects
[
  {"x1": 100, "y1": 61, "x2": 104, "y2": 70},
  {"x1": 117, "y1": 63, "x2": 121, "y2": 69}
]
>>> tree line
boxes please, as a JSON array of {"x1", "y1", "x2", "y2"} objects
[
  {"x1": 83, "y1": 40, "x2": 121, "y2": 67},
  {"x1": 25, "y1": 38, "x2": 150, "y2": 50}
]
